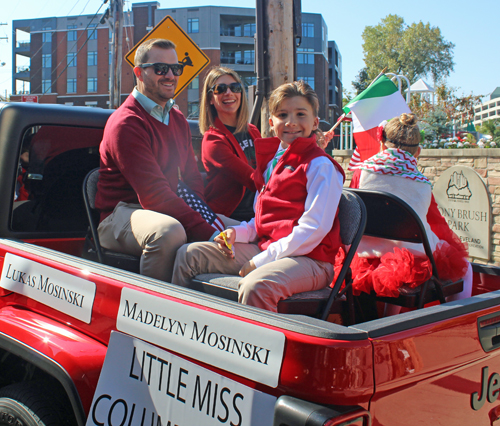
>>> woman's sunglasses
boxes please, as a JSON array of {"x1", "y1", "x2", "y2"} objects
[
  {"x1": 210, "y1": 82, "x2": 243, "y2": 94},
  {"x1": 137, "y1": 62, "x2": 185, "y2": 76}
]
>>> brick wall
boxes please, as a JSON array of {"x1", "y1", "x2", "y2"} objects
[{"x1": 331, "y1": 148, "x2": 500, "y2": 266}]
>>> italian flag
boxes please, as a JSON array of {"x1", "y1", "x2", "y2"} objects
[{"x1": 344, "y1": 74, "x2": 411, "y2": 168}]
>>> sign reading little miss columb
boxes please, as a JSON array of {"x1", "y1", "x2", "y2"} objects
[{"x1": 433, "y1": 166, "x2": 491, "y2": 260}]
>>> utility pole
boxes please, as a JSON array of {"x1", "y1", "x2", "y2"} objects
[
  {"x1": 252, "y1": 0, "x2": 300, "y2": 136},
  {"x1": 108, "y1": 0, "x2": 123, "y2": 109}
]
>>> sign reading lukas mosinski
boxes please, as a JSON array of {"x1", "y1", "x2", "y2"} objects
[{"x1": 433, "y1": 165, "x2": 491, "y2": 260}]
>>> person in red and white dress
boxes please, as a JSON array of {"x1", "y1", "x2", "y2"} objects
[{"x1": 349, "y1": 113, "x2": 472, "y2": 315}]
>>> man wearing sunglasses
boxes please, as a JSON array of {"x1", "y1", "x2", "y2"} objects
[{"x1": 96, "y1": 38, "x2": 218, "y2": 283}]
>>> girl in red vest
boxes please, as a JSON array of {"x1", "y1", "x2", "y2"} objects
[{"x1": 173, "y1": 81, "x2": 345, "y2": 312}]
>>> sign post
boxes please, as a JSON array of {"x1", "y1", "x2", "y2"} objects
[{"x1": 125, "y1": 15, "x2": 210, "y2": 98}]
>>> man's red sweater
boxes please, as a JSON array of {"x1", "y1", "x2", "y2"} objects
[{"x1": 96, "y1": 95, "x2": 216, "y2": 242}]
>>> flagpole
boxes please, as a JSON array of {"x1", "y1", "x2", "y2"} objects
[{"x1": 325, "y1": 67, "x2": 388, "y2": 137}]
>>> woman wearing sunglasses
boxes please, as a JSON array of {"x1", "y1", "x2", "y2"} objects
[{"x1": 199, "y1": 66, "x2": 261, "y2": 222}]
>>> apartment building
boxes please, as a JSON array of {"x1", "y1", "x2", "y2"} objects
[
  {"x1": 328, "y1": 41, "x2": 342, "y2": 124},
  {"x1": 11, "y1": 2, "x2": 342, "y2": 121},
  {"x1": 474, "y1": 87, "x2": 500, "y2": 127}
]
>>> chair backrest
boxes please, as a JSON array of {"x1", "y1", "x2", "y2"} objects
[
  {"x1": 82, "y1": 168, "x2": 103, "y2": 262},
  {"x1": 84, "y1": 168, "x2": 100, "y2": 211},
  {"x1": 348, "y1": 188, "x2": 438, "y2": 276},
  {"x1": 320, "y1": 189, "x2": 367, "y2": 320},
  {"x1": 338, "y1": 190, "x2": 365, "y2": 246}
]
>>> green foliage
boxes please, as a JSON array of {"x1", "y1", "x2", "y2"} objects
[
  {"x1": 359, "y1": 14, "x2": 455, "y2": 86},
  {"x1": 342, "y1": 87, "x2": 353, "y2": 108},
  {"x1": 419, "y1": 106, "x2": 448, "y2": 141},
  {"x1": 477, "y1": 119, "x2": 500, "y2": 140},
  {"x1": 465, "y1": 133, "x2": 476, "y2": 144},
  {"x1": 352, "y1": 68, "x2": 370, "y2": 95}
]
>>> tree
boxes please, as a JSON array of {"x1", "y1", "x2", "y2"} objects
[
  {"x1": 419, "y1": 106, "x2": 448, "y2": 141},
  {"x1": 342, "y1": 88, "x2": 353, "y2": 108},
  {"x1": 477, "y1": 119, "x2": 500, "y2": 141},
  {"x1": 360, "y1": 15, "x2": 455, "y2": 86},
  {"x1": 410, "y1": 82, "x2": 482, "y2": 140},
  {"x1": 352, "y1": 68, "x2": 369, "y2": 95}
]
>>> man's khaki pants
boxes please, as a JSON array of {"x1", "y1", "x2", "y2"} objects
[{"x1": 98, "y1": 202, "x2": 240, "y2": 282}]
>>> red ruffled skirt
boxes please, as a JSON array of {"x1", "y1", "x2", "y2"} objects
[{"x1": 334, "y1": 241, "x2": 469, "y2": 298}]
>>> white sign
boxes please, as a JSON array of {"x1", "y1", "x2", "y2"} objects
[
  {"x1": 117, "y1": 287, "x2": 285, "y2": 388},
  {"x1": 86, "y1": 331, "x2": 276, "y2": 426},
  {"x1": 0, "y1": 253, "x2": 96, "y2": 323},
  {"x1": 433, "y1": 166, "x2": 491, "y2": 260}
]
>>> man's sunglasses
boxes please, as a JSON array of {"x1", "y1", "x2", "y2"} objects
[
  {"x1": 210, "y1": 82, "x2": 243, "y2": 94},
  {"x1": 137, "y1": 62, "x2": 185, "y2": 76}
]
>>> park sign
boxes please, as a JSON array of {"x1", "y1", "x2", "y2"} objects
[
  {"x1": 433, "y1": 166, "x2": 491, "y2": 260},
  {"x1": 125, "y1": 15, "x2": 210, "y2": 98}
]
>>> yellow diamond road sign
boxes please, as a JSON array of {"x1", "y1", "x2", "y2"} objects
[{"x1": 125, "y1": 15, "x2": 210, "y2": 98}]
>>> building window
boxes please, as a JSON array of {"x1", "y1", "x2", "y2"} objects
[
  {"x1": 109, "y1": 51, "x2": 113, "y2": 65},
  {"x1": 67, "y1": 53, "x2": 77, "y2": 67},
  {"x1": 88, "y1": 51, "x2": 98, "y2": 66},
  {"x1": 42, "y1": 27, "x2": 52, "y2": 43},
  {"x1": 187, "y1": 18, "x2": 199, "y2": 34},
  {"x1": 88, "y1": 24, "x2": 97, "y2": 40},
  {"x1": 244, "y1": 50, "x2": 255, "y2": 64},
  {"x1": 87, "y1": 77, "x2": 98, "y2": 92},
  {"x1": 243, "y1": 23, "x2": 256, "y2": 37},
  {"x1": 85, "y1": 101, "x2": 98, "y2": 107},
  {"x1": 68, "y1": 25, "x2": 77, "y2": 42},
  {"x1": 242, "y1": 76, "x2": 257, "y2": 87},
  {"x1": 188, "y1": 76, "x2": 199, "y2": 90},
  {"x1": 302, "y1": 23, "x2": 314, "y2": 38},
  {"x1": 188, "y1": 102, "x2": 199, "y2": 118},
  {"x1": 42, "y1": 80, "x2": 51, "y2": 93},
  {"x1": 42, "y1": 54, "x2": 51, "y2": 68},
  {"x1": 297, "y1": 48, "x2": 314, "y2": 65},
  {"x1": 298, "y1": 76, "x2": 314, "y2": 90},
  {"x1": 67, "y1": 78, "x2": 77, "y2": 93}
]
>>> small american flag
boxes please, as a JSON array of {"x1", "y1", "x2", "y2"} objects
[{"x1": 177, "y1": 181, "x2": 225, "y2": 232}]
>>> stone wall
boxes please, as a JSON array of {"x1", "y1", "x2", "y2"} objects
[{"x1": 331, "y1": 148, "x2": 500, "y2": 266}]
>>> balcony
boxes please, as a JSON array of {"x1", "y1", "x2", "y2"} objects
[
  {"x1": 14, "y1": 66, "x2": 30, "y2": 81},
  {"x1": 15, "y1": 41, "x2": 31, "y2": 57},
  {"x1": 220, "y1": 55, "x2": 254, "y2": 73}
]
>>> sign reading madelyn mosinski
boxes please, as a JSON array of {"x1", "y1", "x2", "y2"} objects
[{"x1": 433, "y1": 166, "x2": 491, "y2": 260}]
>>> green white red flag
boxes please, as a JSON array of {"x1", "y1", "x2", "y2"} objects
[{"x1": 343, "y1": 74, "x2": 411, "y2": 169}]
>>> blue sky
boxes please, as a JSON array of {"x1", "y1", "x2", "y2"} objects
[{"x1": 1, "y1": 0, "x2": 498, "y2": 101}]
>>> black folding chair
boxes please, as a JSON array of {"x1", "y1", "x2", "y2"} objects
[
  {"x1": 82, "y1": 168, "x2": 141, "y2": 273},
  {"x1": 193, "y1": 189, "x2": 367, "y2": 321},
  {"x1": 348, "y1": 188, "x2": 464, "y2": 309}
]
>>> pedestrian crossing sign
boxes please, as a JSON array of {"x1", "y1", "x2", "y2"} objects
[{"x1": 125, "y1": 15, "x2": 210, "y2": 98}]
